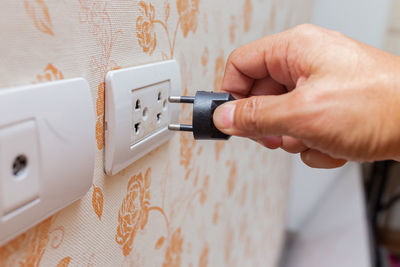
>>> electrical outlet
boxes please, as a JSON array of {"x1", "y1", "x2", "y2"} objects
[
  {"x1": 130, "y1": 81, "x2": 170, "y2": 144},
  {"x1": 0, "y1": 120, "x2": 40, "y2": 216},
  {"x1": 105, "y1": 60, "x2": 181, "y2": 175},
  {"x1": 0, "y1": 78, "x2": 95, "y2": 246}
]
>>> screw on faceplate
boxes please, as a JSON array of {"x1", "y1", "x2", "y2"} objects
[{"x1": 12, "y1": 155, "x2": 28, "y2": 177}]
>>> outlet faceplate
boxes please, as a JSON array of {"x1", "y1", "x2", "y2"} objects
[
  {"x1": 105, "y1": 60, "x2": 181, "y2": 175},
  {"x1": 0, "y1": 120, "x2": 40, "y2": 216},
  {"x1": 130, "y1": 81, "x2": 170, "y2": 144},
  {"x1": 0, "y1": 78, "x2": 95, "y2": 246}
]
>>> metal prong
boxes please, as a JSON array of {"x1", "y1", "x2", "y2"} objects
[
  {"x1": 168, "y1": 96, "x2": 195, "y2": 104},
  {"x1": 168, "y1": 124, "x2": 181, "y2": 131},
  {"x1": 168, "y1": 124, "x2": 193, "y2": 132}
]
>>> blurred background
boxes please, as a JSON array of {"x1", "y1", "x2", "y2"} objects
[{"x1": 281, "y1": 0, "x2": 400, "y2": 266}]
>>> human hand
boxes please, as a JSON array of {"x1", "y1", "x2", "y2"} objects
[{"x1": 213, "y1": 24, "x2": 400, "y2": 168}]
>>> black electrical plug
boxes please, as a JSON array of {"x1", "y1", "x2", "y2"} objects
[{"x1": 168, "y1": 91, "x2": 235, "y2": 140}]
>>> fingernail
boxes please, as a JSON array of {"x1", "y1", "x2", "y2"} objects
[{"x1": 213, "y1": 103, "x2": 235, "y2": 130}]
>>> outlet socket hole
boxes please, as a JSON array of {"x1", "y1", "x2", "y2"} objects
[
  {"x1": 142, "y1": 107, "x2": 148, "y2": 119},
  {"x1": 12, "y1": 155, "x2": 28, "y2": 177},
  {"x1": 157, "y1": 92, "x2": 162, "y2": 101},
  {"x1": 157, "y1": 113, "x2": 162, "y2": 122},
  {"x1": 134, "y1": 123, "x2": 140, "y2": 134},
  {"x1": 163, "y1": 99, "x2": 167, "y2": 109},
  {"x1": 135, "y1": 99, "x2": 141, "y2": 110}
]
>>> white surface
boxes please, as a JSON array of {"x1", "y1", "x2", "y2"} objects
[
  {"x1": 311, "y1": 0, "x2": 390, "y2": 48},
  {"x1": 105, "y1": 60, "x2": 181, "y2": 175},
  {"x1": 286, "y1": 155, "x2": 340, "y2": 231},
  {"x1": 0, "y1": 120, "x2": 40, "y2": 215},
  {"x1": 285, "y1": 163, "x2": 371, "y2": 267},
  {"x1": 0, "y1": 78, "x2": 95, "y2": 246},
  {"x1": 287, "y1": 0, "x2": 391, "y2": 232}
]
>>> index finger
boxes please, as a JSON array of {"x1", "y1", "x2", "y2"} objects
[{"x1": 221, "y1": 28, "x2": 298, "y2": 97}]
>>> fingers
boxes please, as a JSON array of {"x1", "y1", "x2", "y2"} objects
[
  {"x1": 281, "y1": 136, "x2": 308, "y2": 153},
  {"x1": 221, "y1": 34, "x2": 292, "y2": 97},
  {"x1": 301, "y1": 149, "x2": 347, "y2": 169},
  {"x1": 256, "y1": 136, "x2": 306, "y2": 152},
  {"x1": 249, "y1": 77, "x2": 287, "y2": 96},
  {"x1": 213, "y1": 93, "x2": 299, "y2": 137},
  {"x1": 221, "y1": 24, "x2": 318, "y2": 97},
  {"x1": 256, "y1": 136, "x2": 282, "y2": 149},
  {"x1": 253, "y1": 136, "x2": 347, "y2": 169}
]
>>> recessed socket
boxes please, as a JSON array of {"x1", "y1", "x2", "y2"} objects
[
  {"x1": 134, "y1": 122, "x2": 140, "y2": 135},
  {"x1": 135, "y1": 99, "x2": 141, "y2": 110}
]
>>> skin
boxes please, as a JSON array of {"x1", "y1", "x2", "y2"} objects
[{"x1": 213, "y1": 24, "x2": 400, "y2": 168}]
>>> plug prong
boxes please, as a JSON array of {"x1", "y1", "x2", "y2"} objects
[
  {"x1": 168, "y1": 124, "x2": 193, "y2": 132},
  {"x1": 168, "y1": 96, "x2": 195, "y2": 104}
]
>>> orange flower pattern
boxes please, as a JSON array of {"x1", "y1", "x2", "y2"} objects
[
  {"x1": 137, "y1": 2, "x2": 157, "y2": 55},
  {"x1": 79, "y1": 0, "x2": 121, "y2": 150},
  {"x1": 96, "y1": 83, "x2": 105, "y2": 150},
  {"x1": 95, "y1": 119, "x2": 104, "y2": 150},
  {"x1": 136, "y1": 0, "x2": 200, "y2": 58},
  {"x1": 199, "y1": 175, "x2": 209, "y2": 205},
  {"x1": 177, "y1": 0, "x2": 199, "y2": 37},
  {"x1": 215, "y1": 141, "x2": 225, "y2": 161},
  {"x1": 116, "y1": 168, "x2": 151, "y2": 256},
  {"x1": 56, "y1": 256, "x2": 71, "y2": 267},
  {"x1": 36, "y1": 63, "x2": 64, "y2": 82},
  {"x1": 0, "y1": 0, "x2": 315, "y2": 265},
  {"x1": 198, "y1": 245, "x2": 209, "y2": 267},
  {"x1": 79, "y1": 0, "x2": 120, "y2": 74},
  {"x1": 201, "y1": 47, "x2": 209, "y2": 74},
  {"x1": 227, "y1": 161, "x2": 237, "y2": 196},
  {"x1": 0, "y1": 217, "x2": 65, "y2": 266},
  {"x1": 243, "y1": 0, "x2": 253, "y2": 33},
  {"x1": 213, "y1": 53, "x2": 225, "y2": 91},
  {"x1": 92, "y1": 185, "x2": 104, "y2": 221},
  {"x1": 155, "y1": 236, "x2": 166, "y2": 249},
  {"x1": 0, "y1": 218, "x2": 51, "y2": 266},
  {"x1": 162, "y1": 228, "x2": 183, "y2": 267},
  {"x1": 24, "y1": 0, "x2": 54, "y2": 35}
]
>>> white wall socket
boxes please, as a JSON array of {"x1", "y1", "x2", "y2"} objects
[
  {"x1": 105, "y1": 60, "x2": 181, "y2": 175},
  {"x1": 0, "y1": 78, "x2": 95, "y2": 246},
  {"x1": 131, "y1": 81, "x2": 170, "y2": 144}
]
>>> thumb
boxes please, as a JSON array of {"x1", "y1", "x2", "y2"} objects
[{"x1": 213, "y1": 94, "x2": 298, "y2": 138}]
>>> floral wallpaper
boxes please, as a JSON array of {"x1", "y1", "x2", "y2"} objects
[{"x1": 0, "y1": 0, "x2": 313, "y2": 266}]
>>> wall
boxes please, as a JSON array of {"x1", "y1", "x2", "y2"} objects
[
  {"x1": 287, "y1": 0, "x2": 391, "y2": 232},
  {"x1": 385, "y1": 0, "x2": 400, "y2": 54},
  {"x1": 285, "y1": 163, "x2": 371, "y2": 267},
  {"x1": 283, "y1": 1, "x2": 392, "y2": 265},
  {"x1": 311, "y1": 0, "x2": 390, "y2": 48},
  {"x1": 377, "y1": 0, "x2": 400, "y2": 251},
  {"x1": 286, "y1": 156, "x2": 341, "y2": 232},
  {"x1": 0, "y1": 0, "x2": 313, "y2": 266}
]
